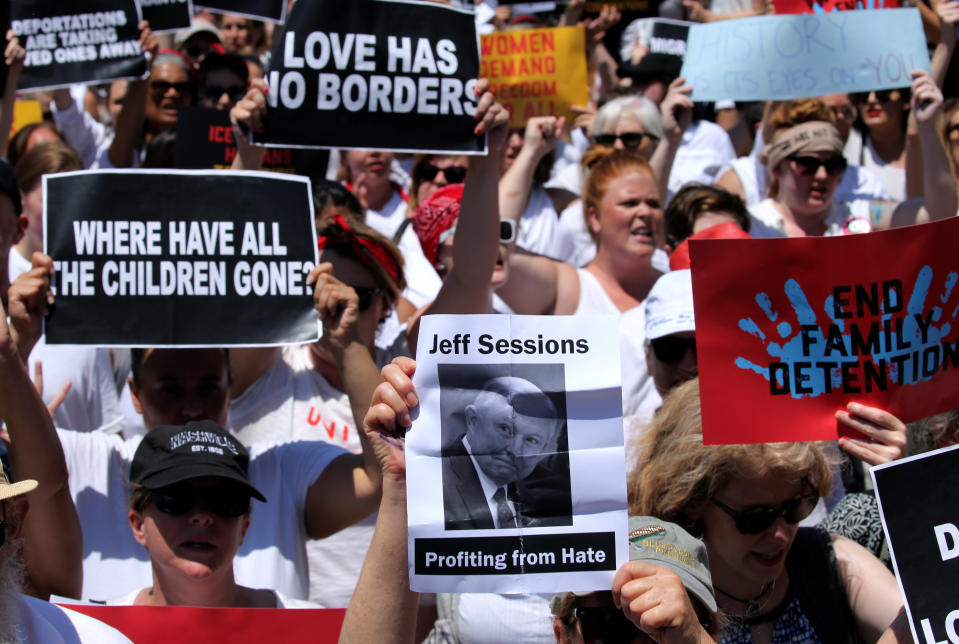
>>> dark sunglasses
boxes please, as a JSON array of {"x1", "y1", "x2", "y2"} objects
[
  {"x1": 150, "y1": 483, "x2": 251, "y2": 518},
  {"x1": 416, "y1": 163, "x2": 467, "y2": 184},
  {"x1": 150, "y1": 80, "x2": 192, "y2": 95},
  {"x1": 787, "y1": 155, "x2": 847, "y2": 177},
  {"x1": 651, "y1": 335, "x2": 696, "y2": 364},
  {"x1": 352, "y1": 286, "x2": 384, "y2": 311},
  {"x1": 851, "y1": 89, "x2": 895, "y2": 105},
  {"x1": 200, "y1": 84, "x2": 247, "y2": 103},
  {"x1": 713, "y1": 492, "x2": 819, "y2": 535},
  {"x1": 593, "y1": 131, "x2": 660, "y2": 149},
  {"x1": 575, "y1": 606, "x2": 638, "y2": 643}
]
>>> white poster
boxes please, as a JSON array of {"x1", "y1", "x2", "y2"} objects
[{"x1": 407, "y1": 314, "x2": 628, "y2": 593}]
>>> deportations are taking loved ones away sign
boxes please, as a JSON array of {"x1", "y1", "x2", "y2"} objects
[
  {"x1": 44, "y1": 170, "x2": 320, "y2": 347},
  {"x1": 407, "y1": 314, "x2": 627, "y2": 593},
  {"x1": 690, "y1": 216, "x2": 959, "y2": 445}
]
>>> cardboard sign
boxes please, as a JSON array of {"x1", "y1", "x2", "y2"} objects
[
  {"x1": 10, "y1": 100, "x2": 43, "y2": 137},
  {"x1": 136, "y1": 0, "x2": 192, "y2": 34},
  {"x1": 13, "y1": 0, "x2": 148, "y2": 91},
  {"x1": 61, "y1": 604, "x2": 346, "y2": 643},
  {"x1": 680, "y1": 9, "x2": 929, "y2": 102},
  {"x1": 480, "y1": 26, "x2": 588, "y2": 127},
  {"x1": 252, "y1": 0, "x2": 483, "y2": 154},
  {"x1": 775, "y1": 0, "x2": 899, "y2": 15},
  {"x1": 44, "y1": 170, "x2": 320, "y2": 347},
  {"x1": 195, "y1": 0, "x2": 286, "y2": 23},
  {"x1": 408, "y1": 314, "x2": 627, "y2": 593},
  {"x1": 873, "y1": 445, "x2": 959, "y2": 644},
  {"x1": 689, "y1": 217, "x2": 959, "y2": 444},
  {"x1": 174, "y1": 106, "x2": 301, "y2": 173}
]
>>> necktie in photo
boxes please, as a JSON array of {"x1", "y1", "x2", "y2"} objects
[{"x1": 493, "y1": 487, "x2": 517, "y2": 528}]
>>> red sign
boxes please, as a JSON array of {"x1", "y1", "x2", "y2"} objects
[
  {"x1": 690, "y1": 217, "x2": 959, "y2": 444},
  {"x1": 774, "y1": 0, "x2": 898, "y2": 14},
  {"x1": 61, "y1": 604, "x2": 346, "y2": 643}
]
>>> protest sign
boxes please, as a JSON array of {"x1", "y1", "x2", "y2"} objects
[
  {"x1": 195, "y1": 0, "x2": 285, "y2": 23},
  {"x1": 13, "y1": 0, "x2": 148, "y2": 91},
  {"x1": 480, "y1": 26, "x2": 588, "y2": 127},
  {"x1": 408, "y1": 314, "x2": 627, "y2": 593},
  {"x1": 872, "y1": 445, "x2": 959, "y2": 644},
  {"x1": 689, "y1": 216, "x2": 959, "y2": 445},
  {"x1": 10, "y1": 100, "x2": 42, "y2": 138},
  {"x1": 775, "y1": 0, "x2": 899, "y2": 14},
  {"x1": 680, "y1": 9, "x2": 929, "y2": 102},
  {"x1": 252, "y1": 0, "x2": 483, "y2": 154},
  {"x1": 136, "y1": 0, "x2": 192, "y2": 34},
  {"x1": 61, "y1": 603, "x2": 346, "y2": 643},
  {"x1": 174, "y1": 106, "x2": 302, "y2": 173},
  {"x1": 44, "y1": 170, "x2": 319, "y2": 347}
]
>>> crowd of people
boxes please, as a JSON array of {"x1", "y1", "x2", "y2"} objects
[{"x1": 0, "y1": 0, "x2": 956, "y2": 641}]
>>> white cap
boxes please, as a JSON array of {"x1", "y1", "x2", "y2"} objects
[{"x1": 644, "y1": 269, "x2": 695, "y2": 340}]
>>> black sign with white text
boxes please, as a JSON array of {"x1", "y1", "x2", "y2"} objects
[
  {"x1": 195, "y1": 0, "x2": 285, "y2": 23},
  {"x1": 253, "y1": 0, "x2": 483, "y2": 153},
  {"x1": 136, "y1": 0, "x2": 192, "y2": 34},
  {"x1": 873, "y1": 444, "x2": 959, "y2": 644},
  {"x1": 13, "y1": 0, "x2": 148, "y2": 91},
  {"x1": 44, "y1": 170, "x2": 320, "y2": 347}
]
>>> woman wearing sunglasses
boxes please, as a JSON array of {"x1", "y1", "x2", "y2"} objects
[
  {"x1": 847, "y1": 86, "x2": 908, "y2": 203},
  {"x1": 407, "y1": 154, "x2": 470, "y2": 216},
  {"x1": 749, "y1": 71, "x2": 955, "y2": 239},
  {"x1": 119, "y1": 420, "x2": 314, "y2": 607},
  {"x1": 631, "y1": 379, "x2": 904, "y2": 643}
]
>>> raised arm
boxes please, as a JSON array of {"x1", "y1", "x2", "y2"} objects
[
  {"x1": 106, "y1": 22, "x2": 157, "y2": 168},
  {"x1": 499, "y1": 115, "x2": 564, "y2": 226},
  {"x1": 407, "y1": 81, "x2": 510, "y2": 349},
  {"x1": 229, "y1": 77, "x2": 268, "y2": 171},
  {"x1": 339, "y1": 357, "x2": 419, "y2": 644},
  {"x1": 881, "y1": 71, "x2": 957, "y2": 229},
  {"x1": 1, "y1": 274, "x2": 82, "y2": 599},
  {"x1": 650, "y1": 77, "x2": 694, "y2": 203},
  {"x1": 0, "y1": 30, "x2": 25, "y2": 156},
  {"x1": 303, "y1": 264, "x2": 383, "y2": 538}
]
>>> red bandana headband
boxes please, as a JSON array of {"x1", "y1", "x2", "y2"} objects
[{"x1": 317, "y1": 214, "x2": 401, "y2": 287}]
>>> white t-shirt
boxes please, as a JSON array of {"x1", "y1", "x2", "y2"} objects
[
  {"x1": 57, "y1": 429, "x2": 346, "y2": 601},
  {"x1": 667, "y1": 120, "x2": 736, "y2": 200},
  {"x1": 515, "y1": 184, "x2": 561, "y2": 259},
  {"x1": 229, "y1": 339, "x2": 409, "y2": 607},
  {"x1": 573, "y1": 269, "x2": 660, "y2": 418},
  {"x1": 552, "y1": 202, "x2": 595, "y2": 268},
  {"x1": 19, "y1": 595, "x2": 132, "y2": 643},
  {"x1": 748, "y1": 198, "x2": 871, "y2": 238}
]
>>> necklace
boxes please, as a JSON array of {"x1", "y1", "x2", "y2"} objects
[{"x1": 714, "y1": 578, "x2": 776, "y2": 619}]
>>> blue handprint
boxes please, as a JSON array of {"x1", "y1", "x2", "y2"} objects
[{"x1": 735, "y1": 266, "x2": 959, "y2": 398}]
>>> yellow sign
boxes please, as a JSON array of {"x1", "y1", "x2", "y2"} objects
[
  {"x1": 11, "y1": 100, "x2": 43, "y2": 138},
  {"x1": 480, "y1": 26, "x2": 588, "y2": 128}
]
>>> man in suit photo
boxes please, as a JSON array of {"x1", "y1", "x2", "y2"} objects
[{"x1": 442, "y1": 375, "x2": 571, "y2": 530}]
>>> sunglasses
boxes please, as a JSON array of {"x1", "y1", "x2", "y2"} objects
[
  {"x1": 651, "y1": 336, "x2": 696, "y2": 364},
  {"x1": 416, "y1": 163, "x2": 467, "y2": 184},
  {"x1": 150, "y1": 80, "x2": 192, "y2": 95},
  {"x1": 713, "y1": 492, "x2": 819, "y2": 535},
  {"x1": 575, "y1": 606, "x2": 638, "y2": 643},
  {"x1": 438, "y1": 220, "x2": 517, "y2": 246},
  {"x1": 200, "y1": 84, "x2": 247, "y2": 103},
  {"x1": 787, "y1": 155, "x2": 847, "y2": 177},
  {"x1": 851, "y1": 89, "x2": 896, "y2": 105},
  {"x1": 593, "y1": 131, "x2": 660, "y2": 149},
  {"x1": 150, "y1": 483, "x2": 251, "y2": 518},
  {"x1": 352, "y1": 285, "x2": 384, "y2": 311}
]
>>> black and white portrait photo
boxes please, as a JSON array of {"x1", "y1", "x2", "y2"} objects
[{"x1": 438, "y1": 363, "x2": 573, "y2": 531}]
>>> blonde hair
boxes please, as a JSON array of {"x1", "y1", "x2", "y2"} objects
[{"x1": 630, "y1": 379, "x2": 834, "y2": 530}]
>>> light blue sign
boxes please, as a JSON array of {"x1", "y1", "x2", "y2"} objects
[{"x1": 680, "y1": 8, "x2": 930, "y2": 102}]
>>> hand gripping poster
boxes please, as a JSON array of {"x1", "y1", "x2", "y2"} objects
[{"x1": 407, "y1": 314, "x2": 628, "y2": 593}]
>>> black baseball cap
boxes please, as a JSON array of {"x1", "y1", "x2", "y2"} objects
[
  {"x1": 0, "y1": 160, "x2": 22, "y2": 216},
  {"x1": 131, "y1": 420, "x2": 266, "y2": 502}
]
